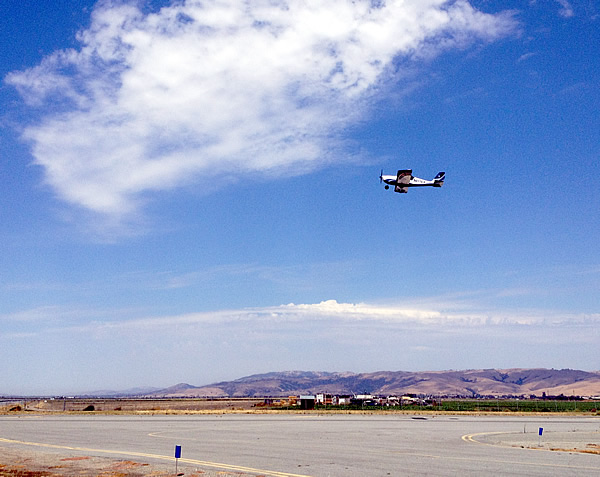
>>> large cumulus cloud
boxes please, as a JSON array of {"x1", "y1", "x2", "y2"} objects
[{"x1": 7, "y1": 0, "x2": 516, "y2": 220}]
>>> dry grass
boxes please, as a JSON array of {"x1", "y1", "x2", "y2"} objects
[{"x1": 548, "y1": 445, "x2": 600, "y2": 455}]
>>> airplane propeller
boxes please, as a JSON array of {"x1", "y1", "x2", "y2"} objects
[{"x1": 379, "y1": 169, "x2": 383, "y2": 184}]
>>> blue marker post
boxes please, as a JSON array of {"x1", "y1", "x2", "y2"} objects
[
  {"x1": 538, "y1": 427, "x2": 543, "y2": 447},
  {"x1": 175, "y1": 445, "x2": 182, "y2": 475}
]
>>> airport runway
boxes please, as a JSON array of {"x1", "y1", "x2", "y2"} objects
[{"x1": 1, "y1": 414, "x2": 599, "y2": 476}]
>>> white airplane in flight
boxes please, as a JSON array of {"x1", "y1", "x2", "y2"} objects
[{"x1": 379, "y1": 169, "x2": 445, "y2": 194}]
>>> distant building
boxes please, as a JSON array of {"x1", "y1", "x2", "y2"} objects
[
  {"x1": 299, "y1": 395, "x2": 315, "y2": 410},
  {"x1": 316, "y1": 393, "x2": 333, "y2": 405},
  {"x1": 351, "y1": 394, "x2": 375, "y2": 406},
  {"x1": 335, "y1": 395, "x2": 353, "y2": 405}
]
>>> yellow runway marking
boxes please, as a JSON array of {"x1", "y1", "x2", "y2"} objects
[
  {"x1": 461, "y1": 431, "x2": 600, "y2": 472},
  {"x1": 462, "y1": 431, "x2": 514, "y2": 446},
  {"x1": 0, "y1": 436, "x2": 311, "y2": 477}
]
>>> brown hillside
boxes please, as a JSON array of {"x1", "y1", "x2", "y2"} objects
[{"x1": 146, "y1": 368, "x2": 600, "y2": 398}]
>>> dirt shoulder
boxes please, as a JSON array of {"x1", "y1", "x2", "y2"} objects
[
  {"x1": 0, "y1": 446, "x2": 172, "y2": 476},
  {"x1": 0, "y1": 445, "x2": 266, "y2": 476}
]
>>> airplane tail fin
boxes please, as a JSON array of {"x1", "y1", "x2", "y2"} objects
[{"x1": 433, "y1": 171, "x2": 445, "y2": 187}]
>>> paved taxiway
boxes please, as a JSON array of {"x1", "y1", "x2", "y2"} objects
[{"x1": 1, "y1": 414, "x2": 599, "y2": 476}]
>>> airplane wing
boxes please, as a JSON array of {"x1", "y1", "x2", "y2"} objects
[{"x1": 394, "y1": 169, "x2": 412, "y2": 193}]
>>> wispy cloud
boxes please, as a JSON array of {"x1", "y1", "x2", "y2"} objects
[
  {"x1": 6, "y1": 0, "x2": 517, "y2": 228},
  {"x1": 0, "y1": 304, "x2": 145, "y2": 327},
  {"x1": 6, "y1": 298, "x2": 598, "y2": 337},
  {"x1": 4, "y1": 298, "x2": 598, "y2": 393},
  {"x1": 555, "y1": 0, "x2": 575, "y2": 18},
  {"x1": 443, "y1": 86, "x2": 486, "y2": 104},
  {"x1": 517, "y1": 51, "x2": 537, "y2": 63}
]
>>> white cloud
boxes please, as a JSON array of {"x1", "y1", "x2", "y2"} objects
[
  {"x1": 555, "y1": 0, "x2": 574, "y2": 18},
  {"x1": 6, "y1": 298, "x2": 597, "y2": 337},
  {"x1": 7, "y1": 0, "x2": 517, "y2": 224},
  {"x1": 517, "y1": 52, "x2": 537, "y2": 63},
  {"x1": 3, "y1": 298, "x2": 598, "y2": 392}
]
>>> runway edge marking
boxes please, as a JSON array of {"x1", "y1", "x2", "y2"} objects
[
  {"x1": 461, "y1": 432, "x2": 600, "y2": 471},
  {"x1": 462, "y1": 431, "x2": 510, "y2": 446},
  {"x1": 0, "y1": 436, "x2": 311, "y2": 477}
]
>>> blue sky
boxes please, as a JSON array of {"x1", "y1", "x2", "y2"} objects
[{"x1": 1, "y1": 0, "x2": 599, "y2": 395}]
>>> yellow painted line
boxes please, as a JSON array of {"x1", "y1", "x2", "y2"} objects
[
  {"x1": 0, "y1": 436, "x2": 311, "y2": 477},
  {"x1": 461, "y1": 432, "x2": 600, "y2": 471},
  {"x1": 397, "y1": 449, "x2": 600, "y2": 471},
  {"x1": 462, "y1": 431, "x2": 514, "y2": 446}
]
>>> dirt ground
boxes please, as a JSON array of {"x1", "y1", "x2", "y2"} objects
[
  {"x1": 10, "y1": 398, "x2": 265, "y2": 414},
  {"x1": 0, "y1": 446, "x2": 265, "y2": 476},
  {"x1": 0, "y1": 401, "x2": 270, "y2": 476}
]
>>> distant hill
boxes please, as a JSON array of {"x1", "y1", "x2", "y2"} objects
[
  {"x1": 145, "y1": 369, "x2": 600, "y2": 398},
  {"x1": 79, "y1": 386, "x2": 162, "y2": 398}
]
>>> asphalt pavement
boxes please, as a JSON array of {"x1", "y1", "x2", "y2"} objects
[{"x1": 1, "y1": 414, "x2": 599, "y2": 476}]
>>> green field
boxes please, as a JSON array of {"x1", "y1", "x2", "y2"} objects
[
  {"x1": 305, "y1": 399, "x2": 600, "y2": 413},
  {"x1": 434, "y1": 399, "x2": 599, "y2": 413}
]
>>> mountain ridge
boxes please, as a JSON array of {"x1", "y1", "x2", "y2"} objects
[{"x1": 145, "y1": 368, "x2": 600, "y2": 398}]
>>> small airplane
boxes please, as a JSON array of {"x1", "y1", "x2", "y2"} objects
[{"x1": 379, "y1": 169, "x2": 445, "y2": 193}]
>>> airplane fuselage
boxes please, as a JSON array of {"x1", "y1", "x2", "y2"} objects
[
  {"x1": 380, "y1": 170, "x2": 445, "y2": 193},
  {"x1": 381, "y1": 176, "x2": 441, "y2": 188}
]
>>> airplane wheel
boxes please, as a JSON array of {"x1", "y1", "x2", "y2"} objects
[{"x1": 385, "y1": 185, "x2": 389, "y2": 190}]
